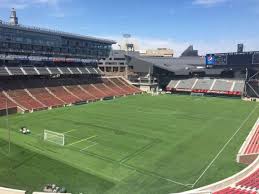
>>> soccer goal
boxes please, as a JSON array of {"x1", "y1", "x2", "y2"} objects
[{"x1": 44, "y1": 130, "x2": 65, "y2": 146}]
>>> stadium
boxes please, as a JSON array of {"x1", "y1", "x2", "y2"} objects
[{"x1": 0, "y1": 8, "x2": 258, "y2": 194}]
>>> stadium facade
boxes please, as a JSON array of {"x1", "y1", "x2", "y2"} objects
[
  {"x1": 0, "y1": 9, "x2": 141, "y2": 114},
  {"x1": 0, "y1": 8, "x2": 115, "y2": 69}
]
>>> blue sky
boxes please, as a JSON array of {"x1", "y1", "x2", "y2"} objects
[{"x1": 0, "y1": 0, "x2": 259, "y2": 56}]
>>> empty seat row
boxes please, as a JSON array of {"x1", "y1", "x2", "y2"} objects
[
  {"x1": 237, "y1": 169, "x2": 259, "y2": 189},
  {"x1": 213, "y1": 187, "x2": 257, "y2": 194},
  {"x1": 166, "y1": 78, "x2": 245, "y2": 96},
  {"x1": 0, "y1": 77, "x2": 141, "y2": 112},
  {"x1": 0, "y1": 66, "x2": 102, "y2": 76},
  {"x1": 244, "y1": 126, "x2": 259, "y2": 155},
  {"x1": 213, "y1": 169, "x2": 259, "y2": 194}
]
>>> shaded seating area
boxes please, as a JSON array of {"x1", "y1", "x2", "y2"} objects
[{"x1": 0, "y1": 77, "x2": 142, "y2": 113}]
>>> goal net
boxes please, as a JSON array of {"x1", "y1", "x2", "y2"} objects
[{"x1": 44, "y1": 130, "x2": 65, "y2": 146}]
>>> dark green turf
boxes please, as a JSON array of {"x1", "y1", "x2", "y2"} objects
[{"x1": 0, "y1": 94, "x2": 258, "y2": 194}]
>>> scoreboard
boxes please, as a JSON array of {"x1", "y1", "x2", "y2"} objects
[{"x1": 206, "y1": 51, "x2": 259, "y2": 66}]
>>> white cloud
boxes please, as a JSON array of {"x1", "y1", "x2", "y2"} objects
[
  {"x1": 105, "y1": 35, "x2": 259, "y2": 57},
  {"x1": 193, "y1": 0, "x2": 229, "y2": 6}
]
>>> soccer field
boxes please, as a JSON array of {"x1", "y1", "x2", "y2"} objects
[{"x1": 0, "y1": 94, "x2": 258, "y2": 194}]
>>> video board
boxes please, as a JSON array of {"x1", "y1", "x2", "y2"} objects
[
  {"x1": 206, "y1": 51, "x2": 259, "y2": 66},
  {"x1": 206, "y1": 54, "x2": 227, "y2": 65}
]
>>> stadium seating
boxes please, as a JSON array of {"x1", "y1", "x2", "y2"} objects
[
  {"x1": 176, "y1": 79, "x2": 195, "y2": 91},
  {"x1": 1, "y1": 66, "x2": 102, "y2": 76},
  {"x1": 244, "y1": 126, "x2": 259, "y2": 155},
  {"x1": 7, "y1": 67, "x2": 24, "y2": 75},
  {"x1": 27, "y1": 88, "x2": 64, "y2": 107},
  {"x1": 166, "y1": 78, "x2": 245, "y2": 96},
  {"x1": 5, "y1": 89, "x2": 45, "y2": 110},
  {"x1": 102, "y1": 78, "x2": 128, "y2": 96},
  {"x1": 213, "y1": 169, "x2": 259, "y2": 194},
  {"x1": 117, "y1": 77, "x2": 142, "y2": 93},
  {"x1": 0, "y1": 77, "x2": 141, "y2": 112},
  {"x1": 109, "y1": 77, "x2": 137, "y2": 94},
  {"x1": 46, "y1": 86, "x2": 82, "y2": 104},
  {"x1": 0, "y1": 92, "x2": 16, "y2": 110},
  {"x1": 213, "y1": 187, "x2": 257, "y2": 194},
  {"x1": 236, "y1": 169, "x2": 259, "y2": 189},
  {"x1": 80, "y1": 83, "x2": 106, "y2": 99},
  {"x1": 212, "y1": 79, "x2": 232, "y2": 91},
  {"x1": 0, "y1": 66, "x2": 10, "y2": 76}
]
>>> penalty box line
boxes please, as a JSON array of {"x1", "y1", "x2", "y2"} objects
[
  {"x1": 67, "y1": 135, "x2": 97, "y2": 147},
  {"x1": 191, "y1": 105, "x2": 259, "y2": 188},
  {"x1": 80, "y1": 142, "x2": 98, "y2": 151},
  {"x1": 63, "y1": 129, "x2": 77, "y2": 134},
  {"x1": 121, "y1": 163, "x2": 193, "y2": 187}
]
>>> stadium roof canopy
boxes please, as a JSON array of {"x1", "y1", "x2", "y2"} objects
[
  {"x1": 138, "y1": 56, "x2": 205, "y2": 71},
  {"x1": 127, "y1": 54, "x2": 211, "y2": 75}
]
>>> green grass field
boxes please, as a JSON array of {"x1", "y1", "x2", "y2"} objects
[{"x1": 0, "y1": 94, "x2": 258, "y2": 194}]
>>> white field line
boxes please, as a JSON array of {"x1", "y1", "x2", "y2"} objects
[
  {"x1": 80, "y1": 142, "x2": 98, "y2": 151},
  {"x1": 67, "y1": 135, "x2": 97, "y2": 147},
  {"x1": 191, "y1": 105, "x2": 258, "y2": 188},
  {"x1": 64, "y1": 129, "x2": 77, "y2": 134},
  {"x1": 121, "y1": 163, "x2": 192, "y2": 187},
  {"x1": 25, "y1": 144, "x2": 124, "y2": 184}
]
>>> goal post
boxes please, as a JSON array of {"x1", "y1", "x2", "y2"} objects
[{"x1": 44, "y1": 130, "x2": 65, "y2": 146}]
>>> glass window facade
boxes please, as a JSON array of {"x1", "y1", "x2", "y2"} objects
[{"x1": 0, "y1": 24, "x2": 114, "y2": 59}]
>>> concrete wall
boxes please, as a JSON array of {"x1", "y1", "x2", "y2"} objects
[
  {"x1": 0, "y1": 107, "x2": 18, "y2": 116},
  {"x1": 238, "y1": 154, "x2": 258, "y2": 165}
]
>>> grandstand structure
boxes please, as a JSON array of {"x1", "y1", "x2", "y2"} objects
[
  {"x1": 237, "y1": 119, "x2": 259, "y2": 165},
  {"x1": 0, "y1": 9, "x2": 141, "y2": 115},
  {"x1": 166, "y1": 78, "x2": 245, "y2": 97}
]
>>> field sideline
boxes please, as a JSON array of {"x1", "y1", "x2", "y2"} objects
[{"x1": 0, "y1": 94, "x2": 258, "y2": 194}]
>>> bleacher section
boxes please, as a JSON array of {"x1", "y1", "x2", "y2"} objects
[
  {"x1": 0, "y1": 77, "x2": 141, "y2": 113},
  {"x1": 236, "y1": 169, "x2": 259, "y2": 190},
  {"x1": 0, "y1": 92, "x2": 16, "y2": 110},
  {"x1": 167, "y1": 78, "x2": 245, "y2": 96},
  {"x1": 0, "y1": 66, "x2": 102, "y2": 76},
  {"x1": 213, "y1": 169, "x2": 259, "y2": 194},
  {"x1": 5, "y1": 89, "x2": 44, "y2": 111},
  {"x1": 237, "y1": 119, "x2": 259, "y2": 165},
  {"x1": 213, "y1": 187, "x2": 257, "y2": 194},
  {"x1": 244, "y1": 126, "x2": 259, "y2": 155},
  {"x1": 193, "y1": 79, "x2": 214, "y2": 90},
  {"x1": 177, "y1": 79, "x2": 196, "y2": 91}
]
